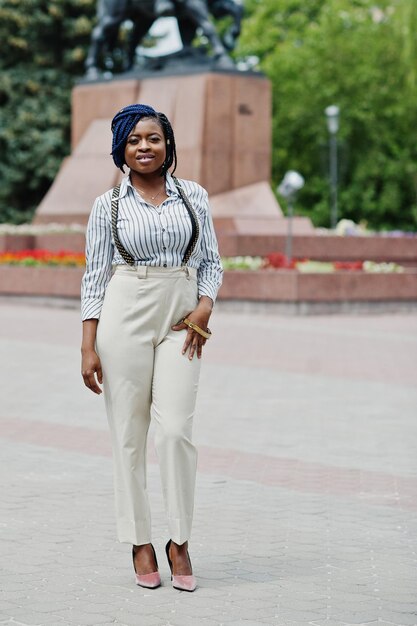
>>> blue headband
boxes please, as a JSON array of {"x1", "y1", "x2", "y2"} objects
[{"x1": 111, "y1": 104, "x2": 157, "y2": 171}]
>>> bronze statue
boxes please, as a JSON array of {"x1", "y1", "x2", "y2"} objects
[{"x1": 85, "y1": 0, "x2": 243, "y2": 78}]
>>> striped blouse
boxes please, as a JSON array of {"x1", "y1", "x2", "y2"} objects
[{"x1": 81, "y1": 173, "x2": 223, "y2": 320}]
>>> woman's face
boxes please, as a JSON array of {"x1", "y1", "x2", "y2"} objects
[{"x1": 124, "y1": 118, "x2": 166, "y2": 176}]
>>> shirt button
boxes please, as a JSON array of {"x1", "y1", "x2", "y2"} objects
[
  {"x1": 162, "y1": 228, "x2": 166, "y2": 232},
  {"x1": 163, "y1": 246, "x2": 166, "y2": 250},
  {"x1": 163, "y1": 263, "x2": 167, "y2": 267}
]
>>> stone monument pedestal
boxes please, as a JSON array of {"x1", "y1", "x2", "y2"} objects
[{"x1": 35, "y1": 70, "x2": 313, "y2": 237}]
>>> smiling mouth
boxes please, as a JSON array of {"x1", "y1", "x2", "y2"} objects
[{"x1": 137, "y1": 155, "x2": 154, "y2": 162}]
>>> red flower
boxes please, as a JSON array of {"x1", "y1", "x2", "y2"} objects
[
  {"x1": 265, "y1": 253, "x2": 297, "y2": 269},
  {"x1": 333, "y1": 261, "x2": 363, "y2": 271}
]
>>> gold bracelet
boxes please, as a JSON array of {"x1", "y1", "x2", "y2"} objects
[{"x1": 183, "y1": 318, "x2": 212, "y2": 340}]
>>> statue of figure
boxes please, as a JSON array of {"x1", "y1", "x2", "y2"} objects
[{"x1": 85, "y1": 0, "x2": 243, "y2": 78}]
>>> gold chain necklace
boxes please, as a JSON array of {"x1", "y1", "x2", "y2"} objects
[{"x1": 134, "y1": 184, "x2": 165, "y2": 203}]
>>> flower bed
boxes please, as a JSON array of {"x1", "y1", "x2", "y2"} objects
[
  {"x1": 1, "y1": 250, "x2": 405, "y2": 274},
  {"x1": 0, "y1": 249, "x2": 85, "y2": 267},
  {"x1": 0, "y1": 250, "x2": 415, "y2": 304},
  {"x1": 222, "y1": 253, "x2": 405, "y2": 273}
]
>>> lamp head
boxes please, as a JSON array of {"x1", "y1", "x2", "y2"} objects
[
  {"x1": 325, "y1": 105, "x2": 340, "y2": 134},
  {"x1": 278, "y1": 170, "x2": 305, "y2": 199}
]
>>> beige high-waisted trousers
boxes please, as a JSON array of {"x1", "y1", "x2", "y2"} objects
[{"x1": 96, "y1": 265, "x2": 201, "y2": 546}]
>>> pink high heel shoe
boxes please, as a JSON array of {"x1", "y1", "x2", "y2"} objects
[
  {"x1": 132, "y1": 544, "x2": 161, "y2": 589},
  {"x1": 165, "y1": 539, "x2": 197, "y2": 592}
]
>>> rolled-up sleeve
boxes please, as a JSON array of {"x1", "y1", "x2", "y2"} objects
[
  {"x1": 197, "y1": 192, "x2": 223, "y2": 302},
  {"x1": 81, "y1": 197, "x2": 114, "y2": 320}
]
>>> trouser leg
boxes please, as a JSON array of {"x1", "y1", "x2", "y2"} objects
[
  {"x1": 96, "y1": 277, "x2": 155, "y2": 545},
  {"x1": 101, "y1": 360, "x2": 153, "y2": 545},
  {"x1": 152, "y1": 327, "x2": 201, "y2": 545}
]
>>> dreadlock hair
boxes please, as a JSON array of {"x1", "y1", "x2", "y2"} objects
[
  {"x1": 110, "y1": 103, "x2": 177, "y2": 176},
  {"x1": 155, "y1": 111, "x2": 177, "y2": 177}
]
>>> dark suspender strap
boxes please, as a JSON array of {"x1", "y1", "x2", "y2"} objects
[
  {"x1": 172, "y1": 176, "x2": 200, "y2": 266},
  {"x1": 111, "y1": 179, "x2": 199, "y2": 268},
  {"x1": 111, "y1": 185, "x2": 136, "y2": 266}
]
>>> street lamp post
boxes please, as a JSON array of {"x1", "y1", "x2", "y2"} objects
[
  {"x1": 277, "y1": 170, "x2": 305, "y2": 264},
  {"x1": 325, "y1": 105, "x2": 340, "y2": 230}
]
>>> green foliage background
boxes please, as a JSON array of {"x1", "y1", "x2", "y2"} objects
[
  {"x1": 0, "y1": 0, "x2": 416, "y2": 229},
  {"x1": 237, "y1": 0, "x2": 417, "y2": 229},
  {"x1": 0, "y1": 0, "x2": 95, "y2": 223}
]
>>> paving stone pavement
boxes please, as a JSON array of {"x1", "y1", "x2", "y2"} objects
[{"x1": 0, "y1": 301, "x2": 416, "y2": 626}]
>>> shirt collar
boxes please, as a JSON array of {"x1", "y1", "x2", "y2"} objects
[
  {"x1": 118, "y1": 172, "x2": 179, "y2": 199},
  {"x1": 118, "y1": 176, "x2": 130, "y2": 199},
  {"x1": 165, "y1": 172, "x2": 180, "y2": 197}
]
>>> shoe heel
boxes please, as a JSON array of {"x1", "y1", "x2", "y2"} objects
[
  {"x1": 165, "y1": 539, "x2": 197, "y2": 592},
  {"x1": 132, "y1": 544, "x2": 161, "y2": 589}
]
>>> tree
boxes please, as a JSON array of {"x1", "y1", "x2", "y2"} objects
[
  {"x1": 237, "y1": 0, "x2": 417, "y2": 230},
  {"x1": 0, "y1": 0, "x2": 95, "y2": 223}
]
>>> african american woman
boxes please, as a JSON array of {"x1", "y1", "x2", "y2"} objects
[{"x1": 81, "y1": 104, "x2": 223, "y2": 592}]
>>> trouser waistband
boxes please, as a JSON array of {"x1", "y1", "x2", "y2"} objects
[{"x1": 113, "y1": 265, "x2": 197, "y2": 279}]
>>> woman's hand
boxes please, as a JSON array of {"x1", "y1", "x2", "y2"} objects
[
  {"x1": 81, "y1": 348, "x2": 103, "y2": 394},
  {"x1": 171, "y1": 296, "x2": 213, "y2": 360},
  {"x1": 81, "y1": 319, "x2": 102, "y2": 394}
]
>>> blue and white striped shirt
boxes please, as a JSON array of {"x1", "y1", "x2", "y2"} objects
[{"x1": 81, "y1": 173, "x2": 223, "y2": 320}]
